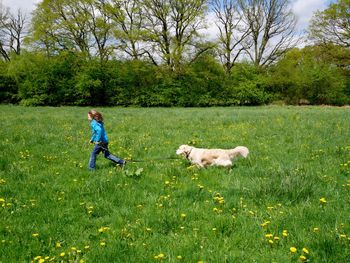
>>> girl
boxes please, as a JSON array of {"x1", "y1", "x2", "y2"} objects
[{"x1": 88, "y1": 110, "x2": 125, "y2": 170}]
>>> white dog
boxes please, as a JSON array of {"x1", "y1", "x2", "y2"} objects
[{"x1": 176, "y1": 144, "x2": 249, "y2": 168}]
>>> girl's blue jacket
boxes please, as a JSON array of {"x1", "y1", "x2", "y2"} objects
[{"x1": 90, "y1": 119, "x2": 108, "y2": 143}]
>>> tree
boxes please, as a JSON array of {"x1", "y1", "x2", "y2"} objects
[
  {"x1": 0, "y1": 2, "x2": 27, "y2": 61},
  {"x1": 269, "y1": 47, "x2": 348, "y2": 105},
  {"x1": 30, "y1": 0, "x2": 113, "y2": 61},
  {"x1": 309, "y1": 0, "x2": 350, "y2": 47},
  {"x1": 142, "y1": 0, "x2": 209, "y2": 69},
  {"x1": 212, "y1": 0, "x2": 250, "y2": 74},
  {"x1": 103, "y1": 0, "x2": 147, "y2": 60},
  {"x1": 238, "y1": 0, "x2": 298, "y2": 67}
]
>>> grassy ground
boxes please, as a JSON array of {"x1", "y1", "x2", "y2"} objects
[{"x1": 0, "y1": 105, "x2": 349, "y2": 263}]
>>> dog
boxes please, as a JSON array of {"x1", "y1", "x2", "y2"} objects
[{"x1": 176, "y1": 144, "x2": 249, "y2": 168}]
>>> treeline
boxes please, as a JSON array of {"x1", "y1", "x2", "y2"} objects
[{"x1": 0, "y1": 0, "x2": 349, "y2": 106}]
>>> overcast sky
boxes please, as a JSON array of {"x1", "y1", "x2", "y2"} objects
[{"x1": 3, "y1": 0, "x2": 330, "y2": 35}]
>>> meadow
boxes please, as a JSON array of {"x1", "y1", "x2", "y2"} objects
[{"x1": 0, "y1": 105, "x2": 349, "y2": 263}]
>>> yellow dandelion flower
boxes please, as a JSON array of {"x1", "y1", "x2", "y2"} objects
[
  {"x1": 98, "y1": 227, "x2": 110, "y2": 233},
  {"x1": 265, "y1": 234, "x2": 273, "y2": 238},
  {"x1": 55, "y1": 242, "x2": 62, "y2": 248},
  {"x1": 177, "y1": 255, "x2": 182, "y2": 260},
  {"x1": 319, "y1": 197, "x2": 327, "y2": 204},
  {"x1": 260, "y1": 221, "x2": 270, "y2": 228},
  {"x1": 100, "y1": 242, "x2": 106, "y2": 246},
  {"x1": 38, "y1": 259, "x2": 45, "y2": 263},
  {"x1": 34, "y1": 256, "x2": 42, "y2": 261},
  {"x1": 273, "y1": 236, "x2": 280, "y2": 241},
  {"x1": 32, "y1": 233, "x2": 39, "y2": 237},
  {"x1": 84, "y1": 245, "x2": 90, "y2": 250},
  {"x1": 155, "y1": 253, "x2": 165, "y2": 260},
  {"x1": 60, "y1": 252, "x2": 65, "y2": 257},
  {"x1": 299, "y1": 255, "x2": 307, "y2": 262},
  {"x1": 313, "y1": 227, "x2": 319, "y2": 232},
  {"x1": 268, "y1": 240, "x2": 274, "y2": 244},
  {"x1": 181, "y1": 213, "x2": 186, "y2": 218},
  {"x1": 283, "y1": 230, "x2": 288, "y2": 237},
  {"x1": 290, "y1": 247, "x2": 297, "y2": 253},
  {"x1": 302, "y1": 247, "x2": 309, "y2": 254}
]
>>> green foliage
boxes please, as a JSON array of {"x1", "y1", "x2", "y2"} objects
[
  {"x1": 268, "y1": 47, "x2": 349, "y2": 105},
  {"x1": 1, "y1": 106, "x2": 350, "y2": 262},
  {"x1": 7, "y1": 51, "x2": 82, "y2": 106},
  {"x1": 1, "y1": 45, "x2": 349, "y2": 106},
  {"x1": 0, "y1": 61, "x2": 18, "y2": 103},
  {"x1": 309, "y1": 0, "x2": 350, "y2": 47}
]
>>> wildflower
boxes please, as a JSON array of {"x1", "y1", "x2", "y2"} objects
[
  {"x1": 84, "y1": 245, "x2": 90, "y2": 250},
  {"x1": 100, "y1": 242, "x2": 106, "y2": 246},
  {"x1": 260, "y1": 221, "x2": 270, "y2": 228},
  {"x1": 290, "y1": 247, "x2": 297, "y2": 253},
  {"x1": 313, "y1": 227, "x2": 319, "y2": 232},
  {"x1": 302, "y1": 248, "x2": 309, "y2": 254},
  {"x1": 181, "y1": 213, "x2": 186, "y2": 218},
  {"x1": 283, "y1": 230, "x2": 288, "y2": 237},
  {"x1": 177, "y1": 255, "x2": 182, "y2": 260},
  {"x1": 212, "y1": 228, "x2": 217, "y2": 231},
  {"x1": 273, "y1": 236, "x2": 280, "y2": 241},
  {"x1": 60, "y1": 252, "x2": 65, "y2": 257},
  {"x1": 98, "y1": 227, "x2": 110, "y2": 233},
  {"x1": 32, "y1": 233, "x2": 39, "y2": 237},
  {"x1": 154, "y1": 253, "x2": 165, "y2": 260},
  {"x1": 265, "y1": 233, "x2": 273, "y2": 238},
  {"x1": 34, "y1": 256, "x2": 42, "y2": 261},
  {"x1": 55, "y1": 242, "x2": 62, "y2": 248},
  {"x1": 268, "y1": 240, "x2": 274, "y2": 244},
  {"x1": 319, "y1": 197, "x2": 327, "y2": 205},
  {"x1": 299, "y1": 255, "x2": 307, "y2": 262}
]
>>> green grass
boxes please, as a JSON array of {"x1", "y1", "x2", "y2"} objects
[{"x1": 0, "y1": 105, "x2": 349, "y2": 263}]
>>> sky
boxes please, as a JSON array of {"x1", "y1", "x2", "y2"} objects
[{"x1": 2, "y1": 0, "x2": 330, "y2": 35}]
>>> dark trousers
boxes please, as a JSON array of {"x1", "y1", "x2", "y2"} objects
[{"x1": 89, "y1": 143, "x2": 124, "y2": 169}]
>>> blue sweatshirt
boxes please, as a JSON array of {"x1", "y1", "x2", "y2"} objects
[{"x1": 90, "y1": 119, "x2": 108, "y2": 143}]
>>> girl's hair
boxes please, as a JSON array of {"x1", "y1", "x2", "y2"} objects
[{"x1": 88, "y1": 110, "x2": 103, "y2": 122}]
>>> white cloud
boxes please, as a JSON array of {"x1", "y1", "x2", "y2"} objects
[
  {"x1": 2, "y1": 0, "x2": 41, "y2": 13},
  {"x1": 292, "y1": 0, "x2": 328, "y2": 33}
]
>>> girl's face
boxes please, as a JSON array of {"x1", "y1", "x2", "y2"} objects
[{"x1": 87, "y1": 113, "x2": 93, "y2": 121}]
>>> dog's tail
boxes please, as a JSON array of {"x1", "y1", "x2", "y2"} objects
[{"x1": 229, "y1": 146, "x2": 249, "y2": 159}]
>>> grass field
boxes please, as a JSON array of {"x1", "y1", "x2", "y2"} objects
[{"x1": 0, "y1": 105, "x2": 349, "y2": 263}]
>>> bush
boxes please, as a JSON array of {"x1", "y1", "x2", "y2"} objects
[{"x1": 269, "y1": 47, "x2": 349, "y2": 105}]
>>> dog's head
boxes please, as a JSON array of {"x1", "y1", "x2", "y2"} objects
[{"x1": 176, "y1": 144, "x2": 193, "y2": 158}]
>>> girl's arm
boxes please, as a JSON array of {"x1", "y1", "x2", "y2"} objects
[{"x1": 91, "y1": 121, "x2": 103, "y2": 142}]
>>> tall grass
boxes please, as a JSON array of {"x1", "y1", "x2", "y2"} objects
[{"x1": 0, "y1": 105, "x2": 349, "y2": 262}]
